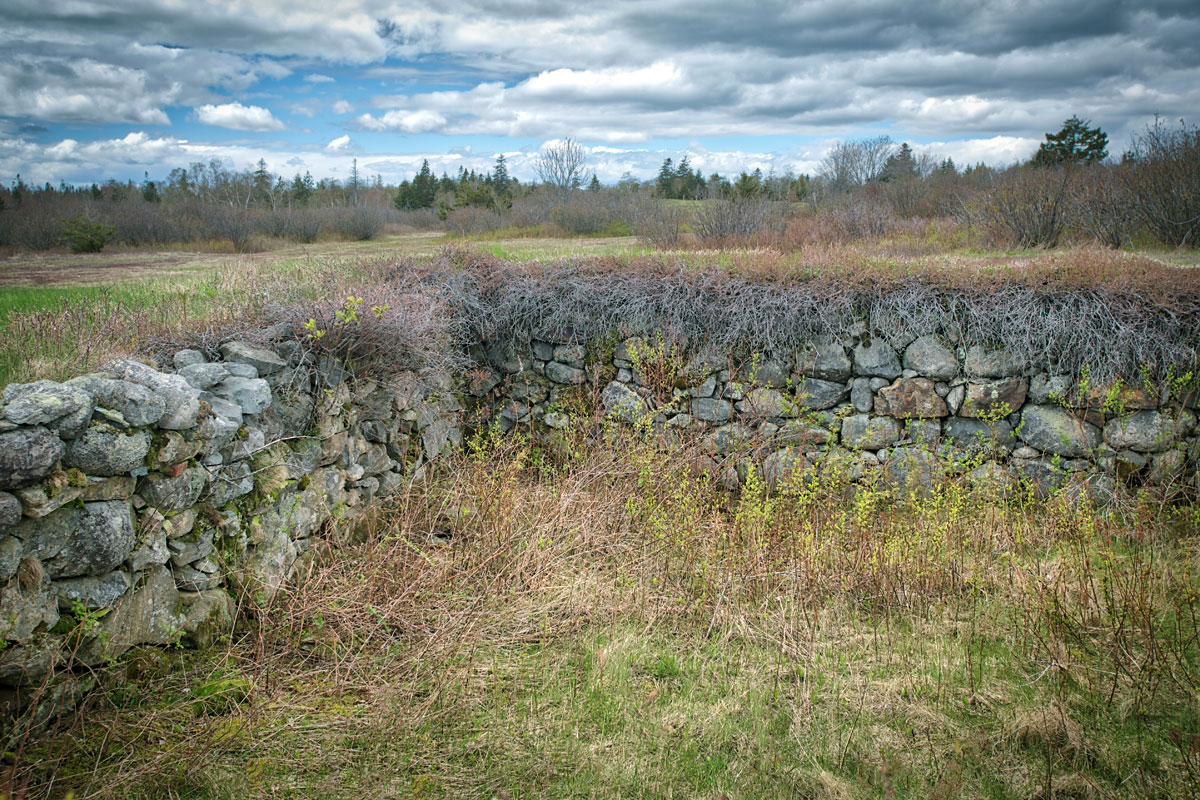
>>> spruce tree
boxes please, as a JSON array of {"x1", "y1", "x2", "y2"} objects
[{"x1": 1032, "y1": 116, "x2": 1109, "y2": 167}]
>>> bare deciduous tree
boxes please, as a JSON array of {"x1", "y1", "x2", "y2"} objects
[
  {"x1": 819, "y1": 136, "x2": 897, "y2": 192},
  {"x1": 535, "y1": 138, "x2": 587, "y2": 201}
]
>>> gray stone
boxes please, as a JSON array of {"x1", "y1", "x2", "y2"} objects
[
  {"x1": 54, "y1": 570, "x2": 130, "y2": 611},
  {"x1": 1028, "y1": 373, "x2": 1072, "y2": 405},
  {"x1": 943, "y1": 417, "x2": 1016, "y2": 456},
  {"x1": 0, "y1": 536, "x2": 21, "y2": 581},
  {"x1": 137, "y1": 468, "x2": 206, "y2": 512},
  {"x1": 852, "y1": 340, "x2": 902, "y2": 379},
  {"x1": 196, "y1": 395, "x2": 242, "y2": 451},
  {"x1": 874, "y1": 378, "x2": 949, "y2": 419},
  {"x1": 795, "y1": 338, "x2": 852, "y2": 383},
  {"x1": 795, "y1": 378, "x2": 849, "y2": 410},
  {"x1": 151, "y1": 431, "x2": 203, "y2": 470},
  {"x1": 884, "y1": 447, "x2": 940, "y2": 498},
  {"x1": 105, "y1": 360, "x2": 201, "y2": 430},
  {"x1": 762, "y1": 447, "x2": 809, "y2": 490},
  {"x1": 421, "y1": 418, "x2": 459, "y2": 460},
  {"x1": 0, "y1": 492, "x2": 21, "y2": 529},
  {"x1": 543, "y1": 410, "x2": 570, "y2": 429},
  {"x1": 902, "y1": 419, "x2": 942, "y2": 446},
  {"x1": 0, "y1": 426, "x2": 65, "y2": 491},
  {"x1": 553, "y1": 344, "x2": 586, "y2": 365},
  {"x1": 968, "y1": 463, "x2": 1014, "y2": 494},
  {"x1": 531, "y1": 341, "x2": 556, "y2": 361},
  {"x1": 1104, "y1": 410, "x2": 1195, "y2": 453},
  {"x1": 0, "y1": 567, "x2": 58, "y2": 644},
  {"x1": 750, "y1": 360, "x2": 788, "y2": 388},
  {"x1": 205, "y1": 462, "x2": 254, "y2": 507},
  {"x1": 1, "y1": 381, "x2": 93, "y2": 438},
  {"x1": 1148, "y1": 449, "x2": 1188, "y2": 485},
  {"x1": 487, "y1": 340, "x2": 531, "y2": 374},
  {"x1": 212, "y1": 376, "x2": 272, "y2": 415},
  {"x1": 850, "y1": 378, "x2": 873, "y2": 413},
  {"x1": 945, "y1": 384, "x2": 966, "y2": 415},
  {"x1": 691, "y1": 397, "x2": 733, "y2": 423},
  {"x1": 742, "y1": 388, "x2": 795, "y2": 418},
  {"x1": 709, "y1": 423, "x2": 755, "y2": 454},
  {"x1": 225, "y1": 362, "x2": 258, "y2": 379},
  {"x1": 964, "y1": 345, "x2": 1027, "y2": 378},
  {"x1": 777, "y1": 420, "x2": 836, "y2": 446},
  {"x1": 723, "y1": 381, "x2": 744, "y2": 401},
  {"x1": 1013, "y1": 459, "x2": 1066, "y2": 497},
  {"x1": 960, "y1": 379, "x2": 1028, "y2": 419},
  {"x1": 66, "y1": 375, "x2": 166, "y2": 427},
  {"x1": 902, "y1": 336, "x2": 958, "y2": 381},
  {"x1": 219, "y1": 341, "x2": 286, "y2": 376},
  {"x1": 173, "y1": 349, "x2": 206, "y2": 369},
  {"x1": 64, "y1": 422, "x2": 151, "y2": 476},
  {"x1": 178, "y1": 362, "x2": 230, "y2": 390},
  {"x1": 1019, "y1": 405, "x2": 1101, "y2": 457},
  {"x1": 126, "y1": 523, "x2": 169, "y2": 572},
  {"x1": 869, "y1": 377, "x2": 890, "y2": 392},
  {"x1": 15, "y1": 500, "x2": 135, "y2": 579},
  {"x1": 168, "y1": 531, "x2": 214, "y2": 568},
  {"x1": 75, "y1": 566, "x2": 196, "y2": 665},
  {"x1": 545, "y1": 361, "x2": 586, "y2": 385},
  {"x1": 688, "y1": 374, "x2": 717, "y2": 398},
  {"x1": 13, "y1": 482, "x2": 82, "y2": 520},
  {"x1": 841, "y1": 414, "x2": 901, "y2": 450}
]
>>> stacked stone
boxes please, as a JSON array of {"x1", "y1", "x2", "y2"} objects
[
  {"x1": 476, "y1": 331, "x2": 1199, "y2": 499},
  {"x1": 0, "y1": 341, "x2": 460, "y2": 690}
]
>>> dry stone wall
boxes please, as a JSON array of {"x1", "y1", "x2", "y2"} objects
[
  {"x1": 0, "y1": 339, "x2": 461, "y2": 711},
  {"x1": 468, "y1": 329, "x2": 1199, "y2": 501},
  {"x1": 1, "y1": 320, "x2": 1197, "y2": 722}
]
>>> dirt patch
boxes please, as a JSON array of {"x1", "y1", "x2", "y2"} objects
[{"x1": 0, "y1": 253, "x2": 205, "y2": 287}]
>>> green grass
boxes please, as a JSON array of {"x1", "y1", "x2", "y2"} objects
[{"x1": 18, "y1": 430, "x2": 1200, "y2": 799}]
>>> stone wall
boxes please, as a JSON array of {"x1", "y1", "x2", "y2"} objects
[
  {"x1": 1, "y1": 323, "x2": 1197, "y2": 722},
  {"x1": 467, "y1": 330, "x2": 1199, "y2": 500},
  {"x1": 0, "y1": 340, "x2": 461, "y2": 713}
]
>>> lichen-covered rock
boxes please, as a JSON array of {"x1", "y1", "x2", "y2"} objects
[
  {"x1": 137, "y1": 468, "x2": 206, "y2": 512},
  {"x1": 178, "y1": 363, "x2": 229, "y2": 390},
  {"x1": 219, "y1": 341, "x2": 286, "y2": 376},
  {"x1": 173, "y1": 349, "x2": 206, "y2": 369},
  {"x1": 943, "y1": 417, "x2": 1016, "y2": 456},
  {"x1": 691, "y1": 397, "x2": 733, "y2": 423},
  {"x1": 777, "y1": 419, "x2": 836, "y2": 446},
  {"x1": 1019, "y1": 405, "x2": 1101, "y2": 457},
  {"x1": 168, "y1": 530, "x2": 214, "y2": 568},
  {"x1": 902, "y1": 336, "x2": 958, "y2": 381},
  {"x1": 796, "y1": 338, "x2": 851, "y2": 383},
  {"x1": 105, "y1": 360, "x2": 201, "y2": 430},
  {"x1": 850, "y1": 378, "x2": 872, "y2": 413},
  {"x1": 742, "y1": 388, "x2": 795, "y2": 418},
  {"x1": 54, "y1": 569, "x2": 130, "y2": 611},
  {"x1": 708, "y1": 423, "x2": 755, "y2": 455},
  {"x1": 212, "y1": 376, "x2": 271, "y2": 415},
  {"x1": 0, "y1": 426, "x2": 66, "y2": 490},
  {"x1": 852, "y1": 340, "x2": 901, "y2": 379},
  {"x1": 13, "y1": 480, "x2": 83, "y2": 520},
  {"x1": 901, "y1": 419, "x2": 942, "y2": 445},
  {"x1": 884, "y1": 447, "x2": 940, "y2": 497},
  {"x1": 15, "y1": 500, "x2": 135, "y2": 579},
  {"x1": 196, "y1": 395, "x2": 242, "y2": 451},
  {"x1": 1028, "y1": 373, "x2": 1072, "y2": 405},
  {"x1": 964, "y1": 346, "x2": 1027, "y2": 378},
  {"x1": 1104, "y1": 410, "x2": 1195, "y2": 453},
  {"x1": 841, "y1": 414, "x2": 901, "y2": 450},
  {"x1": 0, "y1": 492, "x2": 22, "y2": 529},
  {"x1": 874, "y1": 378, "x2": 948, "y2": 419},
  {"x1": 794, "y1": 378, "x2": 849, "y2": 410},
  {"x1": 0, "y1": 562, "x2": 59, "y2": 643},
  {"x1": 81, "y1": 475, "x2": 135, "y2": 502},
  {"x1": 66, "y1": 375, "x2": 166, "y2": 427},
  {"x1": 960, "y1": 378, "x2": 1028, "y2": 419},
  {"x1": 762, "y1": 447, "x2": 809, "y2": 489},
  {"x1": 1013, "y1": 458, "x2": 1067, "y2": 497},
  {"x1": 968, "y1": 463, "x2": 1014, "y2": 494},
  {"x1": 0, "y1": 536, "x2": 21, "y2": 582},
  {"x1": 1, "y1": 381, "x2": 93, "y2": 439},
  {"x1": 64, "y1": 422, "x2": 151, "y2": 476},
  {"x1": 545, "y1": 361, "x2": 586, "y2": 385}
]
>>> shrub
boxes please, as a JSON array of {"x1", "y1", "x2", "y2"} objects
[
  {"x1": 1124, "y1": 117, "x2": 1200, "y2": 248},
  {"x1": 985, "y1": 166, "x2": 1072, "y2": 248},
  {"x1": 58, "y1": 214, "x2": 115, "y2": 253},
  {"x1": 1068, "y1": 164, "x2": 1135, "y2": 249},
  {"x1": 549, "y1": 195, "x2": 616, "y2": 235},
  {"x1": 327, "y1": 205, "x2": 389, "y2": 241},
  {"x1": 691, "y1": 196, "x2": 783, "y2": 241}
]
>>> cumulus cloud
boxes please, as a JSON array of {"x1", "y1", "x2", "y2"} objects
[
  {"x1": 332, "y1": 99, "x2": 355, "y2": 114},
  {"x1": 194, "y1": 101, "x2": 284, "y2": 131},
  {"x1": 304, "y1": 73, "x2": 334, "y2": 83},
  {"x1": 325, "y1": 134, "x2": 352, "y2": 152}
]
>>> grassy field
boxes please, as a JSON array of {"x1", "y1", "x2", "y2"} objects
[
  {"x1": 14, "y1": 429, "x2": 1200, "y2": 798},
  {"x1": 3, "y1": 235, "x2": 1199, "y2": 798}
]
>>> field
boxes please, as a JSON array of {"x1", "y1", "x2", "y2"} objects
[{"x1": 3, "y1": 233, "x2": 1200, "y2": 799}]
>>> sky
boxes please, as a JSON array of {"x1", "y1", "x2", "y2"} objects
[{"x1": 1, "y1": 0, "x2": 1198, "y2": 187}]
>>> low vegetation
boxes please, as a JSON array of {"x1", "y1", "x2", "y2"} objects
[{"x1": 11, "y1": 423, "x2": 1199, "y2": 798}]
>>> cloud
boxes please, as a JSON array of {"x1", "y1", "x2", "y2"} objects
[
  {"x1": 356, "y1": 108, "x2": 447, "y2": 133},
  {"x1": 194, "y1": 101, "x2": 284, "y2": 131},
  {"x1": 332, "y1": 99, "x2": 355, "y2": 114},
  {"x1": 303, "y1": 73, "x2": 334, "y2": 83},
  {"x1": 325, "y1": 134, "x2": 352, "y2": 152}
]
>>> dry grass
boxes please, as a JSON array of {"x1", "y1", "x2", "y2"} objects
[{"x1": 12, "y1": 420, "x2": 1200, "y2": 799}]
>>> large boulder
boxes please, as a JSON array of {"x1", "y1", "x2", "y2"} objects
[
  {"x1": 1019, "y1": 405, "x2": 1101, "y2": 457},
  {"x1": 943, "y1": 417, "x2": 1016, "y2": 456},
  {"x1": 64, "y1": 422, "x2": 151, "y2": 476},
  {"x1": 874, "y1": 378, "x2": 948, "y2": 419},
  {"x1": 211, "y1": 376, "x2": 272, "y2": 415},
  {"x1": 1104, "y1": 410, "x2": 1195, "y2": 453},
  {"x1": 0, "y1": 427, "x2": 65, "y2": 491},
  {"x1": 852, "y1": 340, "x2": 901, "y2": 379},
  {"x1": 691, "y1": 397, "x2": 732, "y2": 424},
  {"x1": 902, "y1": 336, "x2": 958, "y2": 382},
  {"x1": 794, "y1": 378, "x2": 849, "y2": 410},
  {"x1": 66, "y1": 375, "x2": 166, "y2": 427},
  {"x1": 15, "y1": 500, "x2": 135, "y2": 579},
  {"x1": 959, "y1": 379, "x2": 1028, "y2": 419},
  {"x1": 795, "y1": 338, "x2": 852, "y2": 383},
  {"x1": 105, "y1": 360, "x2": 201, "y2": 430},
  {"x1": 1, "y1": 380, "x2": 93, "y2": 439},
  {"x1": 964, "y1": 346, "x2": 1027, "y2": 378}
]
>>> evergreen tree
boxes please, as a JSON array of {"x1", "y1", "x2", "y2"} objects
[
  {"x1": 588, "y1": 174, "x2": 602, "y2": 192},
  {"x1": 880, "y1": 143, "x2": 918, "y2": 182},
  {"x1": 141, "y1": 171, "x2": 160, "y2": 202},
  {"x1": 656, "y1": 158, "x2": 675, "y2": 197},
  {"x1": 394, "y1": 160, "x2": 437, "y2": 209},
  {"x1": 1032, "y1": 116, "x2": 1109, "y2": 167}
]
